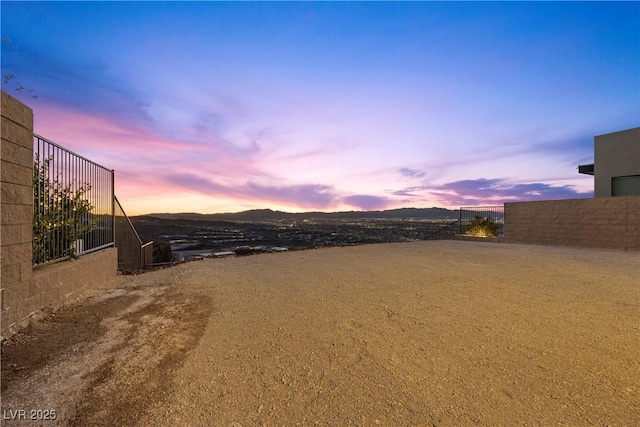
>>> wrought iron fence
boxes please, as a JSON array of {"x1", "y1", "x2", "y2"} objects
[
  {"x1": 459, "y1": 205, "x2": 504, "y2": 237},
  {"x1": 33, "y1": 134, "x2": 114, "y2": 266}
]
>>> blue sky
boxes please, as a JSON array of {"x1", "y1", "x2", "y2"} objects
[{"x1": 2, "y1": 1, "x2": 638, "y2": 214}]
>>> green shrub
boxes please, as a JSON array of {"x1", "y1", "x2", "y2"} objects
[{"x1": 33, "y1": 156, "x2": 97, "y2": 264}]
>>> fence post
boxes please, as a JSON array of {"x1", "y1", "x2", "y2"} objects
[{"x1": 111, "y1": 169, "x2": 115, "y2": 248}]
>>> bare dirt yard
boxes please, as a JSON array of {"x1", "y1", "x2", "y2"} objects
[{"x1": 1, "y1": 240, "x2": 638, "y2": 426}]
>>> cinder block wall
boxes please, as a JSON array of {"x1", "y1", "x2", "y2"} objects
[
  {"x1": 1, "y1": 91, "x2": 117, "y2": 339},
  {"x1": 115, "y1": 209, "x2": 144, "y2": 271},
  {"x1": 505, "y1": 196, "x2": 640, "y2": 250},
  {"x1": 1, "y1": 91, "x2": 35, "y2": 334}
]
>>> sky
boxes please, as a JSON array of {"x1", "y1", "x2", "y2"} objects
[{"x1": 2, "y1": 1, "x2": 638, "y2": 215}]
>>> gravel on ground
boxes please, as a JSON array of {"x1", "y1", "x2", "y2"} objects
[{"x1": 1, "y1": 240, "x2": 638, "y2": 426}]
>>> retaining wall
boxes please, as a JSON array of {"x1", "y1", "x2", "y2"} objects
[
  {"x1": 115, "y1": 197, "x2": 153, "y2": 271},
  {"x1": 504, "y1": 196, "x2": 640, "y2": 250}
]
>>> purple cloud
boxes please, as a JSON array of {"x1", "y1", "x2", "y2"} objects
[
  {"x1": 429, "y1": 178, "x2": 593, "y2": 206},
  {"x1": 392, "y1": 185, "x2": 430, "y2": 197},
  {"x1": 165, "y1": 173, "x2": 338, "y2": 209},
  {"x1": 399, "y1": 168, "x2": 426, "y2": 178},
  {"x1": 167, "y1": 173, "x2": 397, "y2": 211},
  {"x1": 167, "y1": 173, "x2": 231, "y2": 195},
  {"x1": 244, "y1": 182, "x2": 337, "y2": 209},
  {"x1": 343, "y1": 194, "x2": 392, "y2": 211}
]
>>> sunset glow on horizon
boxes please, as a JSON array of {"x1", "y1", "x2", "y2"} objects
[{"x1": 2, "y1": 1, "x2": 638, "y2": 215}]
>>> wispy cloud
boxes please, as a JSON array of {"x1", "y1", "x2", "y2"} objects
[
  {"x1": 392, "y1": 186, "x2": 430, "y2": 197},
  {"x1": 6, "y1": 40, "x2": 266, "y2": 162},
  {"x1": 164, "y1": 173, "x2": 338, "y2": 209},
  {"x1": 245, "y1": 182, "x2": 337, "y2": 209},
  {"x1": 427, "y1": 178, "x2": 592, "y2": 206},
  {"x1": 3, "y1": 42, "x2": 151, "y2": 130},
  {"x1": 163, "y1": 171, "x2": 396, "y2": 211},
  {"x1": 398, "y1": 168, "x2": 426, "y2": 178}
]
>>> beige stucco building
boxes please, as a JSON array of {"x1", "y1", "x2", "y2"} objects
[
  {"x1": 579, "y1": 127, "x2": 640, "y2": 197},
  {"x1": 505, "y1": 126, "x2": 639, "y2": 250}
]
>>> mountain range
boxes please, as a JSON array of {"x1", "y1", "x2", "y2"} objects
[{"x1": 141, "y1": 207, "x2": 461, "y2": 222}]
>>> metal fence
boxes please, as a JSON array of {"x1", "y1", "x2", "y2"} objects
[
  {"x1": 459, "y1": 205, "x2": 504, "y2": 237},
  {"x1": 33, "y1": 134, "x2": 114, "y2": 266}
]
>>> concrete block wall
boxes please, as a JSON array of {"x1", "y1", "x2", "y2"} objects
[
  {"x1": 114, "y1": 197, "x2": 153, "y2": 271},
  {"x1": 505, "y1": 196, "x2": 640, "y2": 250},
  {"x1": 1, "y1": 91, "x2": 35, "y2": 335},
  {"x1": 115, "y1": 210, "x2": 143, "y2": 270},
  {"x1": 29, "y1": 249, "x2": 117, "y2": 311},
  {"x1": 1, "y1": 91, "x2": 117, "y2": 339}
]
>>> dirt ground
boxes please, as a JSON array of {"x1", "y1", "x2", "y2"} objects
[{"x1": 1, "y1": 240, "x2": 638, "y2": 426}]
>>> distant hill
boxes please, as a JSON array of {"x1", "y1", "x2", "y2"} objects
[
  {"x1": 141, "y1": 207, "x2": 460, "y2": 222},
  {"x1": 131, "y1": 215, "x2": 238, "y2": 227}
]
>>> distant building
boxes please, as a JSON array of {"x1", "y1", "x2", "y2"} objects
[{"x1": 579, "y1": 127, "x2": 640, "y2": 197}]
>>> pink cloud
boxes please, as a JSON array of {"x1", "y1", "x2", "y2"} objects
[
  {"x1": 37, "y1": 104, "x2": 208, "y2": 149},
  {"x1": 33, "y1": 100, "x2": 265, "y2": 194}
]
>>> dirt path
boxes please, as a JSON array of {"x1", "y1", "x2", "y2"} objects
[{"x1": 1, "y1": 241, "x2": 638, "y2": 425}]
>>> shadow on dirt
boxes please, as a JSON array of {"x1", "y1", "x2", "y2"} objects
[{"x1": 1, "y1": 283, "x2": 213, "y2": 427}]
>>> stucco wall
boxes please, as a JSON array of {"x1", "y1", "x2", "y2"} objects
[
  {"x1": 594, "y1": 127, "x2": 640, "y2": 197},
  {"x1": 505, "y1": 196, "x2": 640, "y2": 250},
  {"x1": 1, "y1": 91, "x2": 117, "y2": 339}
]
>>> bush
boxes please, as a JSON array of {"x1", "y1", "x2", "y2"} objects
[
  {"x1": 465, "y1": 216, "x2": 499, "y2": 238},
  {"x1": 33, "y1": 156, "x2": 96, "y2": 264},
  {"x1": 152, "y1": 240, "x2": 173, "y2": 264}
]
